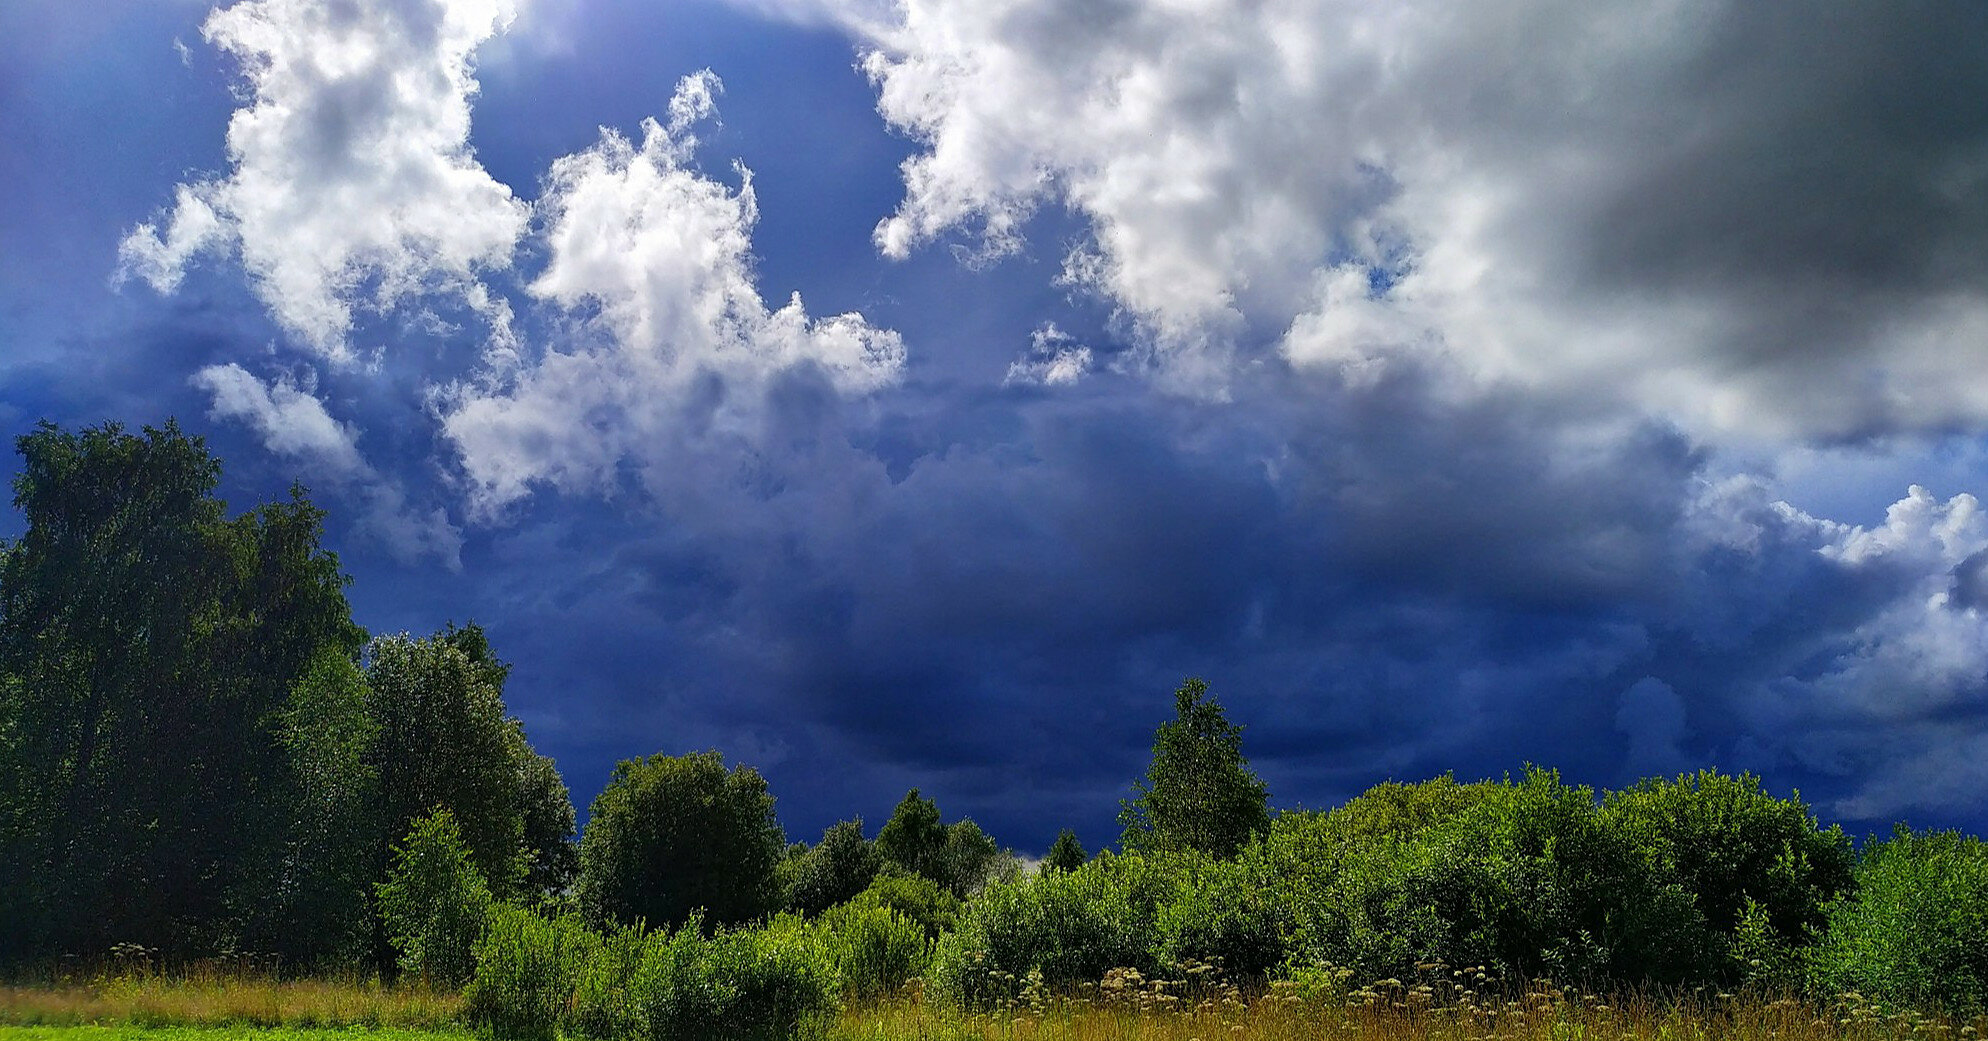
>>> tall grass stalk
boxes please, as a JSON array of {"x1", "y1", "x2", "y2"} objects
[{"x1": 0, "y1": 965, "x2": 461, "y2": 1030}]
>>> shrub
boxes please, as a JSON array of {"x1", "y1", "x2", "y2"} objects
[
  {"x1": 1601, "y1": 769, "x2": 1852, "y2": 980},
  {"x1": 930, "y1": 852, "x2": 1173, "y2": 1008},
  {"x1": 1810, "y1": 828, "x2": 1988, "y2": 1012},
  {"x1": 820, "y1": 902, "x2": 933, "y2": 1001},
  {"x1": 1266, "y1": 770, "x2": 1707, "y2": 986},
  {"x1": 783, "y1": 819, "x2": 881, "y2": 916},
  {"x1": 626, "y1": 915, "x2": 836, "y2": 1041},
  {"x1": 465, "y1": 903, "x2": 596, "y2": 1040},
  {"x1": 1153, "y1": 851, "x2": 1289, "y2": 978},
  {"x1": 375, "y1": 808, "x2": 494, "y2": 987},
  {"x1": 567, "y1": 920, "x2": 648, "y2": 1039},
  {"x1": 843, "y1": 868, "x2": 962, "y2": 939}
]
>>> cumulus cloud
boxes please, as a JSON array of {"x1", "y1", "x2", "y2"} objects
[
  {"x1": 193, "y1": 363, "x2": 464, "y2": 567},
  {"x1": 800, "y1": 0, "x2": 1988, "y2": 436},
  {"x1": 442, "y1": 73, "x2": 905, "y2": 513},
  {"x1": 120, "y1": 0, "x2": 527, "y2": 358},
  {"x1": 1004, "y1": 323, "x2": 1092, "y2": 386}
]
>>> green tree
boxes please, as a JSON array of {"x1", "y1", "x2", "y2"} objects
[
  {"x1": 0, "y1": 421, "x2": 363, "y2": 962},
  {"x1": 1044, "y1": 829, "x2": 1088, "y2": 873},
  {"x1": 783, "y1": 818, "x2": 881, "y2": 915},
  {"x1": 376, "y1": 808, "x2": 494, "y2": 987},
  {"x1": 363, "y1": 631, "x2": 531, "y2": 897},
  {"x1": 876, "y1": 788, "x2": 946, "y2": 880},
  {"x1": 578, "y1": 751, "x2": 785, "y2": 931},
  {"x1": 1119, "y1": 677, "x2": 1269, "y2": 858}
]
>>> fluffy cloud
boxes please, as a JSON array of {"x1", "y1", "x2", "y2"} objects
[
  {"x1": 809, "y1": 0, "x2": 1988, "y2": 437},
  {"x1": 1004, "y1": 324, "x2": 1092, "y2": 386},
  {"x1": 120, "y1": 0, "x2": 528, "y2": 358},
  {"x1": 442, "y1": 73, "x2": 904, "y2": 513},
  {"x1": 193, "y1": 363, "x2": 464, "y2": 567}
]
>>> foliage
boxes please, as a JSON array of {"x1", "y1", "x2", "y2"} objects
[
  {"x1": 1263, "y1": 770, "x2": 1708, "y2": 986},
  {"x1": 464, "y1": 904, "x2": 595, "y2": 1041},
  {"x1": 1601, "y1": 769, "x2": 1853, "y2": 979},
  {"x1": 931, "y1": 852, "x2": 1175, "y2": 1008},
  {"x1": 1151, "y1": 851, "x2": 1288, "y2": 979},
  {"x1": 876, "y1": 789, "x2": 1011, "y2": 898},
  {"x1": 1810, "y1": 827, "x2": 1988, "y2": 1013},
  {"x1": 843, "y1": 869, "x2": 962, "y2": 940},
  {"x1": 577, "y1": 750, "x2": 786, "y2": 932},
  {"x1": 817, "y1": 903, "x2": 933, "y2": 1001},
  {"x1": 624, "y1": 915, "x2": 836, "y2": 1041},
  {"x1": 259, "y1": 650, "x2": 380, "y2": 968},
  {"x1": 566, "y1": 922, "x2": 648, "y2": 1040},
  {"x1": 0, "y1": 421, "x2": 364, "y2": 963},
  {"x1": 1044, "y1": 829, "x2": 1088, "y2": 873},
  {"x1": 877, "y1": 790, "x2": 947, "y2": 881},
  {"x1": 375, "y1": 810, "x2": 494, "y2": 988},
  {"x1": 1120, "y1": 678, "x2": 1269, "y2": 859},
  {"x1": 784, "y1": 819, "x2": 882, "y2": 916}
]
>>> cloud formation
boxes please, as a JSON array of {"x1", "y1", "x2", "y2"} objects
[
  {"x1": 442, "y1": 72, "x2": 905, "y2": 513},
  {"x1": 193, "y1": 363, "x2": 465, "y2": 567},
  {"x1": 821, "y1": 0, "x2": 1988, "y2": 436},
  {"x1": 120, "y1": 0, "x2": 528, "y2": 358}
]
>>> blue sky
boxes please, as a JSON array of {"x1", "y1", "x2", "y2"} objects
[{"x1": 5, "y1": 0, "x2": 1988, "y2": 854}]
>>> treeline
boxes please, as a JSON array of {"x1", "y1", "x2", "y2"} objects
[{"x1": 6, "y1": 421, "x2": 1988, "y2": 1037}]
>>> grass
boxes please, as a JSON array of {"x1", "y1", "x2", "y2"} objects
[
  {"x1": 0, "y1": 967, "x2": 461, "y2": 1031},
  {"x1": 6, "y1": 967, "x2": 1986, "y2": 1041}
]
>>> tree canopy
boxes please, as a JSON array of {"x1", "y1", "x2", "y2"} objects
[{"x1": 1119, "y1": 677, "x2": 1269, "y2": 858}]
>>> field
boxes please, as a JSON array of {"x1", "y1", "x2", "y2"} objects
[{"x1": 5, "y1": 973, "x2": 1985, "y2": 1041}]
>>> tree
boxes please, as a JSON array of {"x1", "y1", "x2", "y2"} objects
[
  {"x1": 1119, "y1": 677, "x2": 1270, "y2": 858},
  {"x1": 876, "y1": 789, "x2": 946, "y2": 881},
  {"x1": 1043, "y1": 829, "x2": 1087, "y2": 873},
  {"x1": 876, "y1": 788, "x2": 1007, "y2": 897},
  {"x1": 0, "y1": 421, "x2": 364, "y2": 962},
  {"x1": 375, "y1": 808, "x2": 493, "y2": 987},
  {"x1": 363, "y1": 632, "x2": 531, "y2": 897},
  {"x1": 783, "y1": 818, "x2": 881, "y2": 915},
  {"x1": 577, "y1": 751, "x2": 785, "y2": 931}
]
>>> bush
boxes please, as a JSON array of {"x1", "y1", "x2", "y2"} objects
[
  {"x1": 375, "y1": 808, "x2": 494, "y2": 987},
  {"x1": 819, "y1": 902, "x2": 933, "y2": 1001},
  {"x1": 782, "y1": 819, "x2": 881, "y2": 915},
  {"x1": 578, "y1": 751, "x2": 785, "y2": 932},
  {"x1": 567, "y1": 920, "x2": 648, "y2": 1039},
  {"x1": 1601, "y1": 769, "x2": 1852, "y2": 980},
  {"x1": 626, "y1": 915, "x2": 836, "y2": 1041},
  {"x1": 930, "y1": 852, "x2": 1173, "y2": 1008},
  {"x1": 465, "y1": 903, "x2": 596, "y2": 1040},
  {"x1": 1810, "y1": 828, "x2": 1988, "y2": 1012},
  {"x1": 842, "y1": 868, "x2": 961, "y2": 939},
  {"x1": 1265, "y1": 770, "x2": 1708, "y2": 986},
  {"x1": 1153, "y1": 851, "x2": 1288, "y2": 979}
]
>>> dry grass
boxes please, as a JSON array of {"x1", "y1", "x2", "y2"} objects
[
  {"x1": 0, "y1": 962, "x2": 462, "y2": 1030},
  {"x1": 827, "y1": 967, "x2": 1988, "y2": 1041}
]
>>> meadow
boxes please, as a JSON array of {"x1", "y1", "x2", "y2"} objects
[{"x1": 4, "y1": 968, "x2": 1987, "y2": 1041}]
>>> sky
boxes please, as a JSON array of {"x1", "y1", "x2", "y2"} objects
[{"x1": 4, "y1": 0, "x2": 1988, "y2": 855}]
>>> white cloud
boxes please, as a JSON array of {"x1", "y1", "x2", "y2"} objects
[
  {"x1": 1003, "y1": 323, "x2": 1092, "y2": 386},
  {"x1": 120, "y1": 0, "x2": 528, "y2": 359},
  {"x1": 797, "y1": 0, "x2": 1988, "y2": 437},
  {"x1": 443, "y1": 74, "x2": 905, "y2": 514},
  {"x1": 194, "y1": 363, "x2": 465, "y2": 568}
]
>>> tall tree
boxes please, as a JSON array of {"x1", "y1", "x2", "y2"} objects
[
  {"x1": 1119, "y1": 677, "x2": 1270, "y2": 858},
  {"x1": 577, "y1": 750, "x2": 785, "y2": 931},
  {"x1": 0, "y1": 421, "x2": 364, "y2": 961}
]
